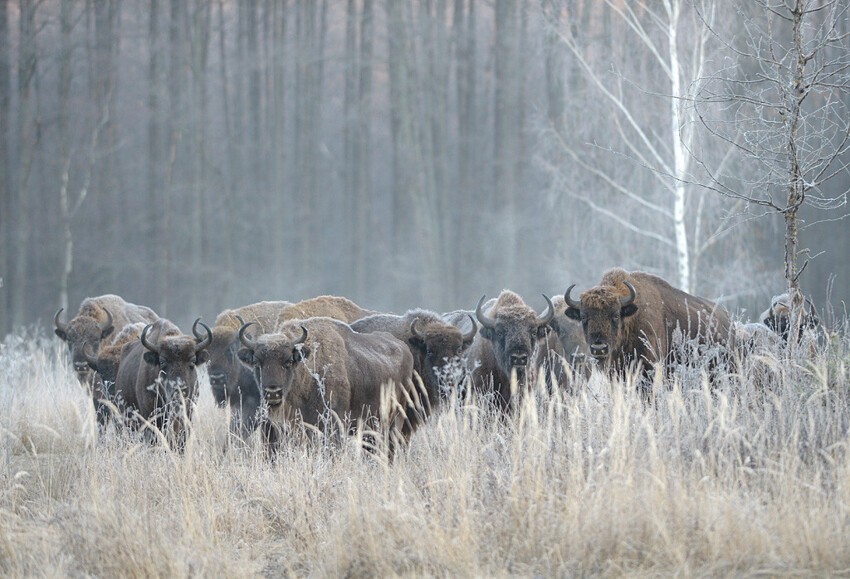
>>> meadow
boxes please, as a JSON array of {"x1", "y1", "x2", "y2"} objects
[{"x1": 2, "y1": 325, "x2": 850, "y2": 577}]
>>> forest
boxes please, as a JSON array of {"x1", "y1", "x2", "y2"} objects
[{"x1": 0, "y1": 0, "x2": 846, "y2": 336}]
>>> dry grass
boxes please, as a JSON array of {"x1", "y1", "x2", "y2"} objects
[{"x1": 2, "y1": 326, "x2": 850, "y2": 577}]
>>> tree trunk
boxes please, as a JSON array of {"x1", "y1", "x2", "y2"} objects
[
  {"x1": 354, "y1": 0, "x2": 374, "y2": 299},
  {"x1": 0, "y1": 0, "x2": 9, "y2": 334}
]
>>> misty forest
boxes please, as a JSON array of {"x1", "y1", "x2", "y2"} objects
[{"x1": 2, "y1": 0, "x2": 850, "y2": 576}]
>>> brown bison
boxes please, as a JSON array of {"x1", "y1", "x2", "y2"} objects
[
  {"x1": 759, "y1": 292, "x2": 820, "y2": 346},
  {"x1": 113, "y1": 318, "x2": 212, "y2": 451},
  {"x1": 351, "y1": 309, "x2": 477, "y2": 413},
  {"x1": 276, "y1": 295, "x2": 376, "y2": 327},
  {"x1": 463, "y1": 291, "x2": 555, "y2": 410},
  {"x1": 564, "y1": 268, "x2": 732, "y2": 392},
  {"x1": 207, "y1": 301, "x2": 292, "y2": 440},
  {"x1": 236, "y1": 317, "x2": 417, "y2": 459},
  {"x1": 538, "y1": 295, "x2": 590, "y2": 392},
  {"x1": 82, "y1": 321, "x2": 147, "y2": 424},
  {"x1": 54, "y1": 294, "x2": 158, "y2": 381}
]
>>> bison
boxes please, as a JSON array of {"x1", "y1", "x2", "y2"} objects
[
  {"x1": 351, "y1": 309, "x2": 477, "y2": 414},
  {"x1": 538, "y1": 295, "x2": 590, "y2": 393},
  {"x1": 114, "y1": 317, "x2": 212, "y2": 451},
  {"x1": 236, "y1": 317, "x2": 418, "y2": 459},
  {"x1": 207, "y1": 301, "x2": 292, "y2": 440},
  {"x1": 276, "y1": 295, "x2": 376, "y2": 327},
  {"x1": 82, "y1": 321, "x2": 147, "y2": 424},
  {"x1": 564, "y1": 268, "x2": 732, "y2": 394},
  {"x1": 759, "y1": 292, "x2": 820, "y2": 346},
  {"x1": 54, "y1": 294, "x2": 158, "y2": 383},
  {"x1": 461, "y1": 290, "x2": 555, "y2": 410}
]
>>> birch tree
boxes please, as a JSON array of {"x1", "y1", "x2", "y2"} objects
[{"x1": 541, "y1": 0, "x2": 720, "y2": 293}]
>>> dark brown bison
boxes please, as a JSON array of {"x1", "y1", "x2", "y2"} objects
[
  {"x1": 114, "y1": 318, "x2": 212, "y2": 451},
  {"x1": 538, "y1": 295, "x2": 590, "y2": 392},
  {"x1": 564, "y1": 268, "x2": 732, "y2": 392},
  {"x1": 236, "y1": 317, "x2": 417, "y2": 459},
  {"x1": 759, "y1": 292, "x2": 820, "y2": 345},
  {"x1": 351, "y1": 309, "x2": 477, "y2": 414},
  {"x1": 276, "y1": 295, "x2": 376, "y2": 327},
  {"x1": 207, "y1": 301, "x2": 292, "y2": 440},
  {"x1": 54, "y1": 294, "x2": 158, "y2": 382},
  {"x1": 82, "y1": 321, "x2": 147, "y2": 424},
  {"x1": 463, "y1": 291, "x2": 555, "y2": 410}
]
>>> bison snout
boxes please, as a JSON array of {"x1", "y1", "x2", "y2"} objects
[
  {"x1": 589, "y1": 342, "x2": 609, "y2": 358},
  {"x1": 510, "y1": 352, "x2": 529, "y2": 367},
  {"x1": 74, "y1": 361, "x2": 90, "y2": 372},
  {"x1": 264, "y1": 385, "x2": 284, "y2": 406},
  {"x1": 209, "y1": 372, "x2": 227, "y2": 386}
]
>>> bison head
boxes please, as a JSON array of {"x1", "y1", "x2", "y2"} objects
[
  {"x1": 760, "y1": 293, "x2": 819, "y2": 343},
  {"x1": 476, "y1": 292, "x2": 555, "y2": 378},
  {"x1": 203, "y1": 316, "x2": 250, "y2": 407},
  {"x1": 141, "y1": 318, "x2": 212, "y2": 405},
  {"x1": 564, "y1": 281, "x2": 638, "y2": 363},
  {"x1": 55, "y1": 307, "x2": 115, "y2": 378},
  {"x1": 409, "y1": 314, "x2": 477, "y2": 397},
  {"x1": 237, "y1": 322, "x2": 309, "y2": 407},
  {"x1": 83, "y1": 342, "x2": 122, "y2": 387}
]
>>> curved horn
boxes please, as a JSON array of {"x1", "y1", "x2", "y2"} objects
[
  {"x1": 620, "y1": 281, "x2": 637, "y2": 307},
  {"x1": 536, "y1": 294, "x2": 555, "y2": 326},
  {"x1": 294, "y1": 325, "x2": 308, "y2": 346},
  {"x1": 410, "y1": 319, "x2": 424, "y2": 340},
  {"x1": 463, "y1": 314, "x2": 478, "y2": 342},
  {"x1": 100, "y1": 308, "x2": 113, "y2": 334},
  {"x1": 193, "y1": 318, "x2": 213, "y2": 352},
  {"x1": 54, "y1": 308, "x2": 68, "y2": 333},
  {"x1": 235, "y1": 314, "x2": 246, "y2": 326},
  {"x1": 191, "y1": 317, "x2": 205, "y2": 340},
  {"x1": 475, "y1": 295, "x2": 496, "y2": 330},
  {"x1": 83, "y1": 342, "x2": 99, "y2": 367},
  {"x1": 238, "y1": 322, "x2": 258, "y2": 350},
  {"x1": 564, "y1": 285, "x2": 581, "y2": 310},
  {"x1": 140, "y1": 324, "x2": 158, "y2": 353}
]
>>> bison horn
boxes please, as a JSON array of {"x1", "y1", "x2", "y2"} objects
[
  {"x1": 235, "y1": 314, "x2": 246, "y2": 326},
  {"x1": 238, "y1": 322, "x2": 258, "y2": 349},
  {"x1": 475, "y1": 295, "x2": 496, "y2": 330},
  {"x1": 193, "y1": 318, "x2": 213, "y2": 352},
  {"x1": 564, "y1": 285, "x2": 581, "y2": 310},
  {"x1": 140, "y1": 324, "x2": 158, "y2": 353},
  {"x1": 410, "y1": 319, "x2": 424, "y2": 340},
  {"x1": 191, "y1": 317, "x2": 206, "y2": 340},
  {"x1": 463, "y1": 314, "x2": 478, "y2": 342},
  {"x1": 54, "y1": 308, "x2": 68, "y2": 333},
  {"x1": 294, "y1": 325, "x2": 308, "y2": 346},
  {"x1": 101, "y1": 308, "x2": 114, "y2": 335},
  {"x1": 83, "y1": 342, "x2": 99, "y2": 367},
  {"x1": 536, "y1": 294, "x2": 555, "y2": 326},
  {"x1": 620, "y1": 281, "x2": 637, "y2": 307}
]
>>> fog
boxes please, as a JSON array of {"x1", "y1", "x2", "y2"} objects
[{"x1": 1, "y1": 0, "x2": 848, "y2": 336}]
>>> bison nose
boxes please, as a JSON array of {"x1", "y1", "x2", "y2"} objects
[
  {"x1": 510, "y1": 352, "x2": 529, "y2": 367},
  {"x1": 74, "y1": 362, "x2": 89, "y2": 372},
  {"x1": 209, "y1": 372, "x2": 226, "y2": 386},
  {"x1": 589, "y1": 342, "x2": 609, "y2": 357},
  {"x1": 264, "y1": 385, "x2": 284, "y2": 406}
]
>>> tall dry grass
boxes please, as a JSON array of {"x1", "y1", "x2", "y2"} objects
[{"x1": 2, "y1": 326, "x2": 850, "y2": 577}]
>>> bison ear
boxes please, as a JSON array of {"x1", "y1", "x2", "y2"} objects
[
  {"x1": 87, "y1": 360, "x2": 99, "y2": 372},
  {"x1": 143, "y1": 351, "x2": 159, "y2": 366},
  {"x1": 54, "y1": 328, "x2": 67, "y2": 341},
  {"x1": 293, "y1": 345, "x2": 311, "y2": 362},
  {"x1": 480, "y1": 326, "x2": 495, "y2": 341},
  {"x1": 100, "y1": 325, "x2": 115, "y2": 340},
  {"x1": 621, "y1": 303, "x2": 638, "y2": 318},
  {"x1": 564, "y1": 307, "x2": 581, "y2": 322},
  {"x1": 537, "y1": 325, "x2": 551, "y2": 339},
  {"x1": 237, "y1": 347, "x2": 255, "y2": 366},
  {"x1": 195, "y1": 350, "x2": 210, "y2": 366},
  {"x1": 408, "y1": 335, "x2": 427, "y2": 353}
]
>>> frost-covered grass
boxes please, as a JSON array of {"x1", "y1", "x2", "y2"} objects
[{"x1": 2, "y1": 326, "x2": 850, "y2": 576}]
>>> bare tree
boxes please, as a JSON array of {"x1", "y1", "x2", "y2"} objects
[
  {"x1": 541, "y1": 0, "x2": 726, "y2": 294},
  {"x1": 695, "y1": 0, "x2": 850, "y2": 332},
  {"x1": 0, "y1": 0, "x2": 9, "y2": 334}
]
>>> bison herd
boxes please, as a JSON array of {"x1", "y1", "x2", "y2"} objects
[{"x1": 53, "y1": 268, "x2": 822, "y2": 455}]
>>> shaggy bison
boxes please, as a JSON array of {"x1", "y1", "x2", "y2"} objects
[
  {"x1": 114, "y1": 318, "x2": 212, "y2": 451},
  {"x1": 564, "y1": 268, "x2": 732, "y2": 393},
  {"x1": 351, "y1": 309, "x2": 477, "y2": 414},
  {"x1": 236, "y1": 317, "x2": 418, "y2": 458},
  {"x1": 759, "y1": 292, "x2": 820, "y2": 346},
  {"x1": 276, "y1": 295, "x2": 376, "y2": 327},
  {"x1": 463, "y1": 291, "x2": 555, "y2": 410},
  {"x1": 207, "y1": 301, "x2": 292, "y2": 440}
]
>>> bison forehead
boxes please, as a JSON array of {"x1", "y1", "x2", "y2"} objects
[
  {"x1": 424, "y1": 332, "x2": 464, "y2": 352},
  {"x1": 64, "y1": 317, "x2": 103, "y2": 344},
  {"x1": 491, "y1": 304, "x2": 540, "y2": 329},
  {"x1": 578, "y1": 287, "x2": 623, "y2": 312},
  {"x1": 157, "y1": 337, "x2": 199, "y2": 361},
  {"x1": 254, "y1": 336, "x2": 299, "y2": 360}
]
